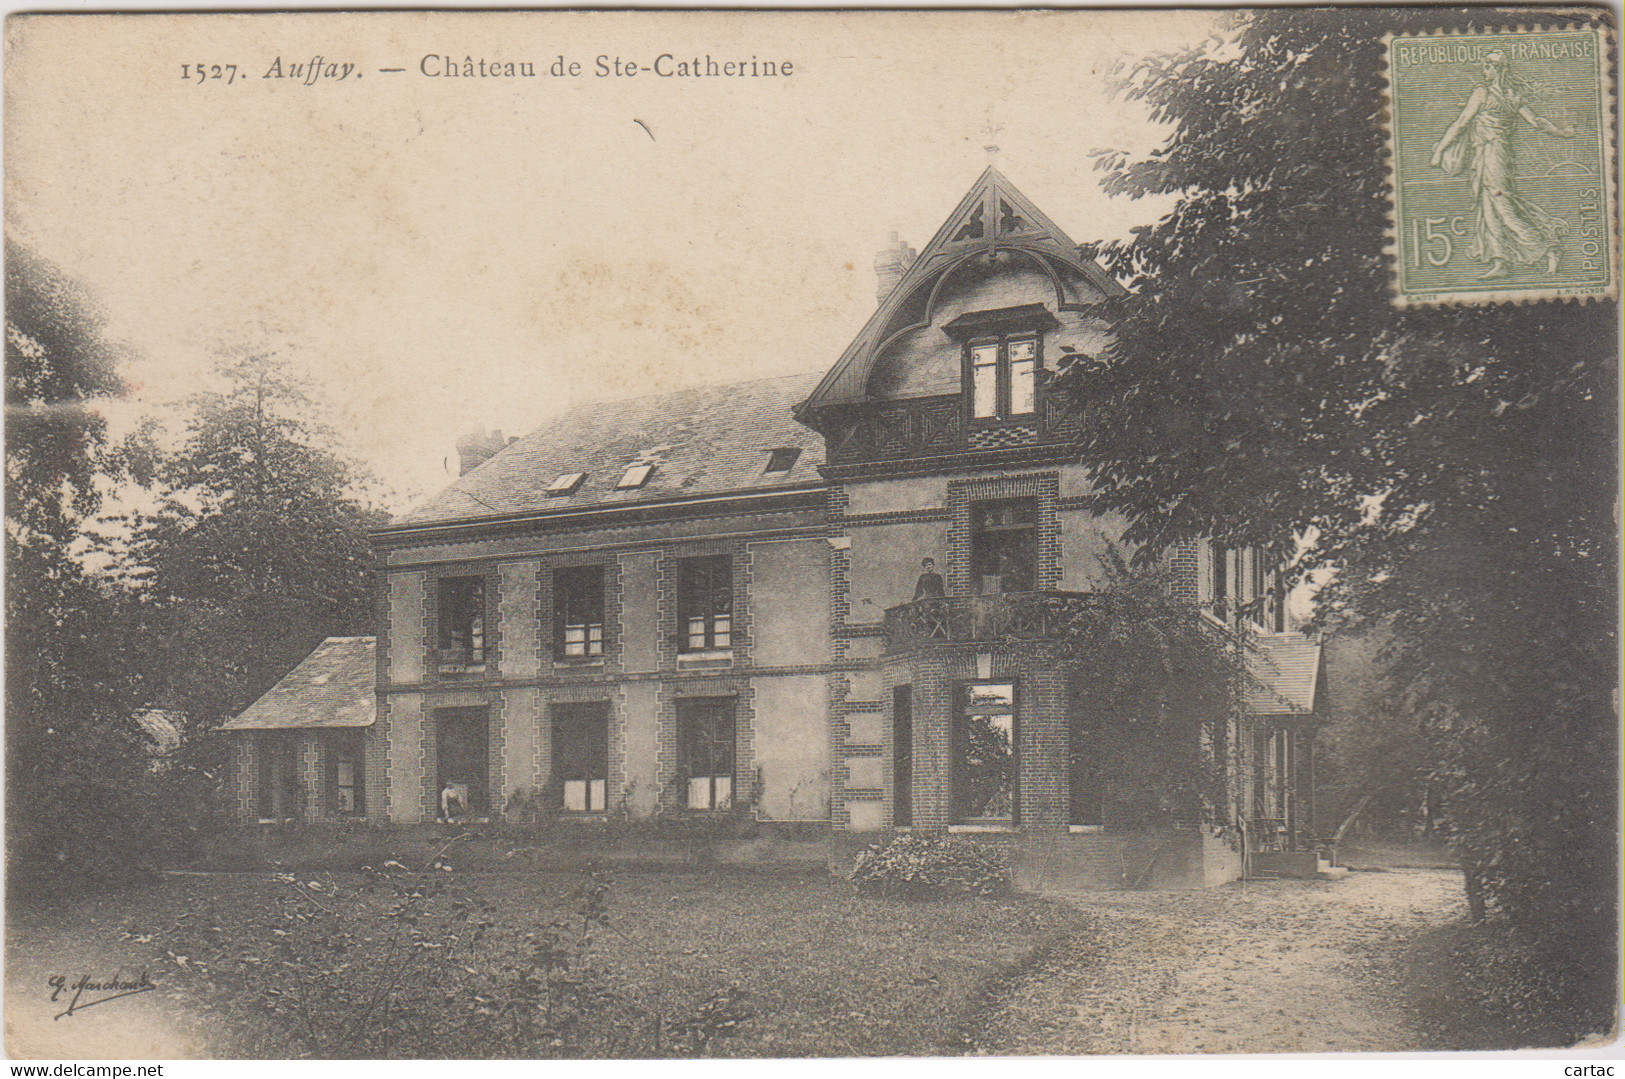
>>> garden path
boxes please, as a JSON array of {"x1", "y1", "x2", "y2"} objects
[{"x1": 968, "y1": 867, "x2": 1466, "y2": 1055}]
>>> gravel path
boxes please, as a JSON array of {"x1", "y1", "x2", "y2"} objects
[{"x1": 967, "y1": 868, "x2": 1466, "y2": 1055}]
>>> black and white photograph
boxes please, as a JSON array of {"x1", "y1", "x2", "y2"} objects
[{"x1": 3, "y1": 7, "x2": 1619, "y2": 1064}]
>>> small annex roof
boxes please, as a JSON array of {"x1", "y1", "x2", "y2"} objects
[
  {"x1": 394, "y1": 371, "x2": 827, "y2": 528},
  {"x1": 220, "y1": 636, "x2": 376, "y2": 731},
  {"x1": 795, "y1": 166, "x2": 1124, "y2": 421},
  {"x1": 1244, "y1": 634, "x2": 1323, "y2": 716}
]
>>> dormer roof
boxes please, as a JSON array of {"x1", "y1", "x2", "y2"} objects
[{"x1": 795, "y1": 167, "x2": 1124, "y2": 422}]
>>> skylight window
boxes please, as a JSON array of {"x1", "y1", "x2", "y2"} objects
[
  {"x1": 616, "y1": 463, "x2": 654, "y2": 490},
  {"x1": 763, "y1": 448, "x2": 801, "y2": 474},
  {"x1": 546, "y1": 472, "x2": 587, "y2": 497}
]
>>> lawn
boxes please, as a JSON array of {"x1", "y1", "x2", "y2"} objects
[{"x1": 7, "y1": 866, "x2": 1093, "y2": 1058}]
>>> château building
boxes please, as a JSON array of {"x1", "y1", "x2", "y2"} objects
[{"x1": 223, "y1": 167, "x2": 1326, "y2": 887}]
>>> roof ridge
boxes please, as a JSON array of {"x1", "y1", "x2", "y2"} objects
[{"x1": 563, "y1": 369, "x2": 826, "y2": 413}]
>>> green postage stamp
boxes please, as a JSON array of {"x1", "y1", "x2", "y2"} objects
[{"x1": 1386, "y1": 26, "x2": 1617, "y2": 306}]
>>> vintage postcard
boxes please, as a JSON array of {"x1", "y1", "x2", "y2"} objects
[
  {"x1": 5, "y1": 8, "x2": 1619, "y2": 1066},
  {"x1": 1386, "y1": 25, "x2": 1617, "y2": 305}
]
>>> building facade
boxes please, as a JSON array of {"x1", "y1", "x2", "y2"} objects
[{"x1": 225, "y1": 168, "x2": 1324, "y2": 887}]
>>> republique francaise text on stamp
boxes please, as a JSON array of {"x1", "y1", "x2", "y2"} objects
[{"x1": 1386, "y1": 25, "x2": 1617, "y2": 306}]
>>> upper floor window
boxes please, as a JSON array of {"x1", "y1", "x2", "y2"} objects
[
  {"x1": 678, "y1": 554, "x2": 732, "y2": 652},
  {"x1": 969, "y1": 335, "x2": 1038, "y2": 420},
  {"x1": 943, "y1": 303, "x2": 1058, "y2": 424},
  {"x1": 1208, "y1": 542, "x2": 1229, "y2": 621},
  {"x1": 554, "y1": 565, "x2": 605, "y2": 659},
  {"x1": 971, "y1": 499, "x2": 1037, "y2": 594},
  {"x1": 1246, "y1": 548, "x2": 1287, "y2": 633},
  {"x1": 437, "y1": 575, "x2": 486, "y2": 667}
]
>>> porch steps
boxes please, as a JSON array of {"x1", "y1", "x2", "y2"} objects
[{"x1": 1250, "y1": 850, "x2": 1349, "y2": 882}]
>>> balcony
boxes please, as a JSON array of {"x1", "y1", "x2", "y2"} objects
[{"x1": 882, "y1": 591, "x2": 1127, "y2": 653}]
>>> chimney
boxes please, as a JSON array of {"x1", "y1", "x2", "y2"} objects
[
  {"x1": 455, "y1": 428, "x2": 507, "y2": 476},
  {"x1": 873, "y1": 231, "x2": 916, "y2": 305}
]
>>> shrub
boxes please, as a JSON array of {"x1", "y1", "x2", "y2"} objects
[{"x1": 848, "y1": 833, "x2": 1010, "y2": 899}]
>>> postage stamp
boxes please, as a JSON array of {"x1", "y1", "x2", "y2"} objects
[{"x1": 1386, "y1": 26, "x2": 1617, "y2": 306}]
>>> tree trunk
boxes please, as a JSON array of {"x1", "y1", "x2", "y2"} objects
[
  {"x1": 1462, "y1": 855, "x2": 1488, "y2": 923},
  {"x1": 1331, "y1": 792, "x2": 1375, "y2": 847}
]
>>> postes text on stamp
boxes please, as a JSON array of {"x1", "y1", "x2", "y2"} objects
[{"x1": 1386, "y1": 26, "x2": 1616, "y2": 306}]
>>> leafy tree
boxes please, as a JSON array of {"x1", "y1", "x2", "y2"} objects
[
  {"x1": 1312, "y1": 627, "x2": 1434, "y2": 842},
  {"x1": 125, "y1": 350, "x2": 383, "y2": 731},
  {"x1": 1060, "y1": 8, "x2": 1615, "y2": 1032},
  {"x1": 1058, "y1": 554, "x2": 1245, "y2": 840},
  {"x1": 5, "y1": 240, "x2": 161, "y2": 880}
]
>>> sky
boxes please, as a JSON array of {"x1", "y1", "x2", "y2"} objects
[{"x1": 7, "y1": 10, "x2": 1220, "y2": 512}]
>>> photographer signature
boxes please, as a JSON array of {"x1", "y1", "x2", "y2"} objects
[{"x1": 48, "y1": 972, "x2": 156, "y2": 1020}]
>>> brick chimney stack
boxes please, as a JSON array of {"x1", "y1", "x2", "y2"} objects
[
  {"x1": 874, "y1": 231, "x2": 916, "y2": 305},
  {"x1": 455, "y1": 428, "x2": 507, "y2": 476}
]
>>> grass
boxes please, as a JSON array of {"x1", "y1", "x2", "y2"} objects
[{"x1": 7, "y1": 866, "x2": 1093, "y2": 1058}]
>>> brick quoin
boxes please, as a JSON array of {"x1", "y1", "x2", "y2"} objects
[
  {"x1": 369, "y1": 698, "x2": 392, "y2": 821},
  {"x1": 1168, "y1": 539, "x2": 1201, "y2": 603}
]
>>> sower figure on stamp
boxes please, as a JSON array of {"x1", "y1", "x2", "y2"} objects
[{"x1": 1431, "y1": 49, "x2": 1576, "y2": 281}]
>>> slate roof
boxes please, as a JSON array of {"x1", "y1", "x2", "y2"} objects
[
  {"x1": 1244, "y1": 634, "x2": 1323, "y2": 715},
  {"x1": 221, "y1": 637, "x2": 376, "y2": 731},
  {"x1": 396, "y1": 372, "x2": 827, "y2": 527}
]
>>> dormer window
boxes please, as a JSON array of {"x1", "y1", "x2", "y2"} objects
[
  {"x1": 969, "y1": 336, "x2": 1037, "y2": 420},
  {"x1": 546, "y1": 472, "x2": 586, "y2": 497},
  {"x1": 762, "y1": 447, "x2": 801, "y2": 474},
  {"x1": 617, "y1": 462, "x2": 654, "y2": 490},
  {"x1": 943, "y1": 303, "x2": 1059, "y2": 424}
]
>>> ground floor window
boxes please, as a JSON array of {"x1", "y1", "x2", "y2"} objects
[
  {"x1": 257, "y1": 734, "x2": 300, "y2": 819},
  {"x1": 553, "y1": 701, "x2": 609, "y2": 812},
  {"x1": 326, "y1": 730, "x2": 366, "y2": 816},
  {"x1": 678, "y1": 697, "x2": 735, "y2": 810},
  {"x1": 892, "y1": 685, "x2": 913, "y2": 827},
  {"x1": 954, "y1": 682, "x2": 1017, "y2": 824},
  {"x1": 437, "y1": 707, "x2": 490, "y2": 818}
]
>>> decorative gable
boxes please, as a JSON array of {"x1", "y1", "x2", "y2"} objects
[
  {"x1": 796, "y1": 167, "x2": 1123, "y2": 428},
  {"x1": 800, "y1": 167, "x2": 1123, "y2": 474}
]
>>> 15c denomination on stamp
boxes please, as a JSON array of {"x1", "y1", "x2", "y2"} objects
[{"x1": 1386, "y1": 25, "x2": 1616, "y2": 306}]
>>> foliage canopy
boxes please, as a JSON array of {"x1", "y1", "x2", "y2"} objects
[
  {"x1": 1059, "y1": 8, "x2": 1616, "y2": 1025},
  {"x1": 5, "y1": 241, "x2": 160, "y2": 879}
]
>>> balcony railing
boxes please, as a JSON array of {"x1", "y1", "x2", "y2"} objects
[{"x1": 881, "y1": 591, "x2": 1128, "y2": 652}]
